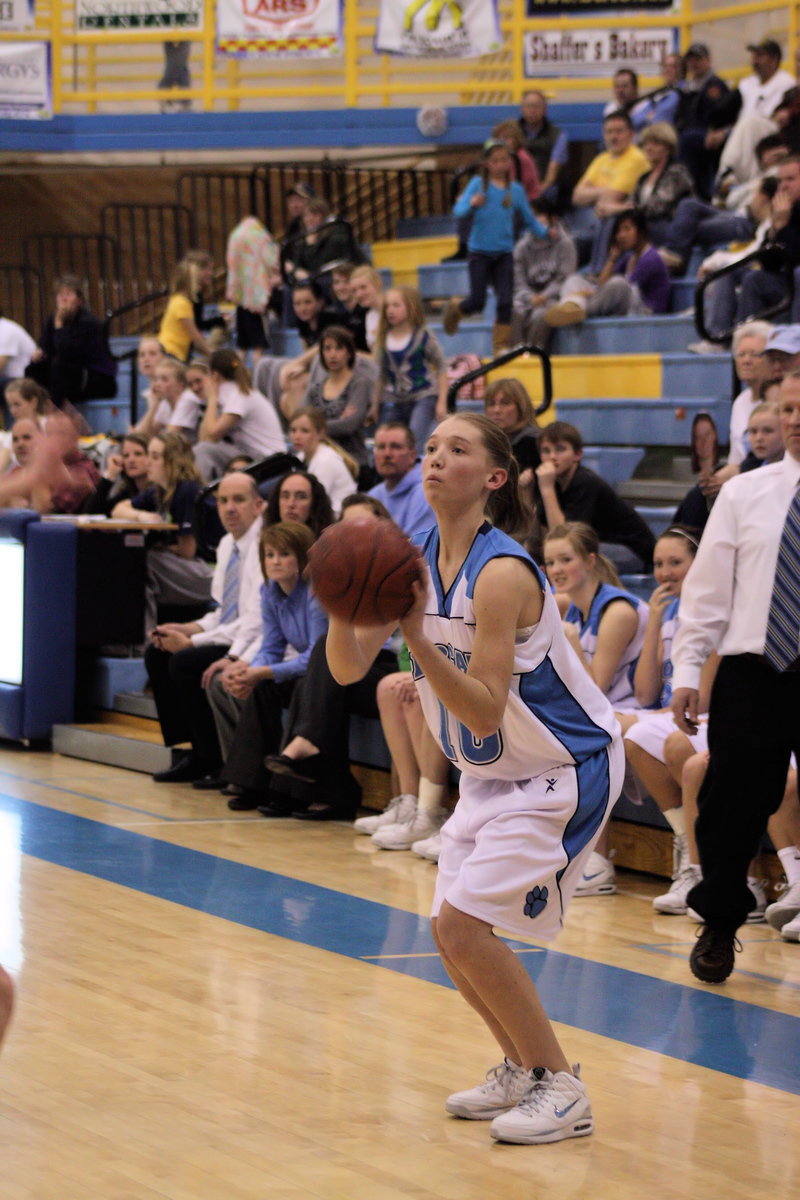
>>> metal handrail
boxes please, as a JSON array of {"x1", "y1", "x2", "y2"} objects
[
  {"x1": 104, "y1": 287, "x2": 169, "y2": 427},
  {"x1": 694, "y1": 247, "x2": 796, "y2": 343},
  {"x1": 446, "y1": 344, "x2": 553, "y2": 418}
]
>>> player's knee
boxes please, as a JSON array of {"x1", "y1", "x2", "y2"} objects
[
  {"x1": 663, "y1": 730, "x2": 690, "y2": 772},
  {"x1": 435, "y1": 903, "x2": 479, "y2": 963}
]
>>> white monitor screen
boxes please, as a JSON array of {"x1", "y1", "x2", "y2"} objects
[{"x1": 0, "y1": 540, "x2": 24, "y2": 686}]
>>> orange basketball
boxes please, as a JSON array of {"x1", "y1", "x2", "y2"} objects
[{"x1": 308, "y1": 516, "x2": 423, "y2": 626}]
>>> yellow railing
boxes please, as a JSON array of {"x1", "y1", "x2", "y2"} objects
[{"x1": 1, "y1": 0, "x2": 797, "y2": 114}]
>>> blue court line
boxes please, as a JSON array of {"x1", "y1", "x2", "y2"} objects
[{"x1": 4, "y1": 791, "x2": 799, "y2": 1097}]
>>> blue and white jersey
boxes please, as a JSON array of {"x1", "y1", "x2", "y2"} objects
[
  {"x1": 410, "y1": 522, "x2": 619, "y2": 781},
  {"x1": 564, "y1": 582, "x2": 648, "y2": 712},
  {"x1": 658, "y1": 595, "x2": 680, "y2": 708}
]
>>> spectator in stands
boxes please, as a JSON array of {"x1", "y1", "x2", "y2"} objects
[
  {"x1": 264, "y1": 469, "x2": 334, "y2": 537},
  {"x1": 206, "y1": 520, "x2": 327, "y2": 811},
  {"x1": 603, "y1": 69, "x2": 639, "y2": 119},
  {"x1": 693, "y1": 156, "x2": 800, "y2": 344},
  {"x1": 5, "y1": 378, "x2": 54, "y2": 427},
  {"x1": 225, "y1": 215, "x2": 280, "y2": 366},
  {"x1": 158, "y1": 41, "x2": 191, "y2": 112},
  {"x1": 517, "y1": 90, "x2": 569, "y2": 202},
  {"x1": 1, "y1": 414, "x2": 99, "y2": 513},
  {"x1": 274, "y1": 280, "x2": 343, "y2": 418},
  {"x1": 26, "y1": 275, "x2": 117, "y2": 408},
  {"x1": 279, "y1": 182, "x2": 315, "y2": 278},
  {"x1": 133, "y1": 359, "x2": 200, "y2": 442},
  {"x1": 135, "y1": 336, "x2": 164, "y2": 412},
  {"x1": 288, "y1": 407, "x2": 358, "y2": 516},
  {"x1": 728, "y1": 320, "x2": 773, "y2": 464},
  {"x1": 83, "y1": 432, "x2": 151, "y2": 516},
  {"x1": 483, "y1": 377, "x2": 541, "y2": 481},
  {"x1": 349, "y1": 264, "x2": 384, "y2": 351},
  {"x1": 329, "y1": 263, "x2": 371, "y2": 351},
  {"x1": 444, "y1": 138, "x2": 549, "y2": 355},
  {"x1": 194, "y1": 348, "x2": 285, "y2": 481},
  {"x1": 0, "y1": 307, "x2": 36, "y2": 401},
  {"x1": 571, "y1": 112, "x2": 649, "y2": 274},
  {"x1": 491, "y1": 120, "x2": 541, "y2": 201},
  {"x1": 629, "y1": 124, "x2": 695, "y2": 245},
  {"x1": 707, "y1": 39, "x2": 796, "y2": 194},
  {"x1": 144, "y1": 470, "x2": 265, "y2": 786},
  {"x1": 371, "y1": 285, "x2": 448, "y2": 446},
  {"x1": 303, "y1": 325, "x2": 376, "y2": 474},
  {"x1": 367, "y1": 421, "x2": 435, "y2": 537},
  {"x1": 544, "y1": 520, "x2": 648, "y2": 895},
  {"x1": 1, "y1": 418, "x2": 44, "y2": 506},
  {"x1": 157, "y1": 256, "x2": 213, "y2": 363},
  {"x1": 112, "y1": 430, "x2": 213, "y2": 630},
  {"x1": 286, "y1": 199, "x2": 363, "y2": 288},
  {"x1": 675, "y1": 43, "x2": 729, "y2": 199},
  {"x1": 510, "y1": 197, "x2": 577, "y2": 348},
  {"x1": 533, "y1": 419, "x2": 656, "y2": 572},
  {"x1": 543, "y1": 209, "x2": 671, "y2": 334},
  {"x1": 186, "y1": 358, "x2": 210, "y2": 401},
  {"x1": 629, "y1": 53, "x2": 684, "y2": 132}
]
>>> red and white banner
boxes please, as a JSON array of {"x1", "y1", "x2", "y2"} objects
[{"x1": 217, "y1": 0, "x2": 342, "y2": 57}]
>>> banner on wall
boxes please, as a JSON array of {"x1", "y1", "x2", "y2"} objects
[
  {"x1": 375, "y1": 0, "x2": 501, "y2": 59},
  {"x1": 525, "y1": 27, "x2": 674, "y2": 76},
  {"x1": 0, "y1": 0, "x2": 34, "y2": 32},
  {"x1": 76, "y1": 0, "x2": 203, "y2": 30},
  {"x1": 217, "y1": 0, "x2": 342, "y2": 56},
  {"x1": 0, "y1": 42, "x2": 51, "y2": 117}
]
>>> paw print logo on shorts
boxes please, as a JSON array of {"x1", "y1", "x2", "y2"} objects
[{"x1": 524, "y1": 885, "x2": 548, "y2": 919}]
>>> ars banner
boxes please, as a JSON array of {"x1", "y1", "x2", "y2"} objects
[
  {"x1": 375, "y1": 0, "x2": 501, "y2": 59},
  {"x1": 217, "y1": 0, "x2": 342, "y2": 57}
]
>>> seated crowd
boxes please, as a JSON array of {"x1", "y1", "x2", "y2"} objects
[{"x1": 3, "y1": 42, "x2": 800, "y2": 947}]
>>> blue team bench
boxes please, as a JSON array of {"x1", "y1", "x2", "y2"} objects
[{"x1": 557, "y1": 396, "x2": 730, "y2": 445}]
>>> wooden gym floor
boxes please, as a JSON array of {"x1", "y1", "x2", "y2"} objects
[{"x1": 0, "y1": 745, "x2": 798, "y2": 1200}]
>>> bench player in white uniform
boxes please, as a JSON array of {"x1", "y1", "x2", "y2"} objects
[{"x1": 326, "y1": 413, "x2": 624, "y2": 1146}]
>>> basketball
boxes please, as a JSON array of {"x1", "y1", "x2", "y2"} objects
[{"x1": 308, "y1": 516, "x2": 423, "y2": 626}]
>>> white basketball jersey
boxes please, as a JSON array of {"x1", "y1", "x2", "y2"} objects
[
  {"x1": 410, "y1": 523, "x2": 619, "y2": 781},
  {"x1": 564, "y1": 582, "x2": 648, "y2": 712}
]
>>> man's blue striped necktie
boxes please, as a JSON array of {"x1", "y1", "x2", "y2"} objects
[
  {"x1": 220, "y1": 544, "x2": 241, "y2": 626},
  {"x1": 764, "y1": 486, "x2": 800, "y2": 671}
]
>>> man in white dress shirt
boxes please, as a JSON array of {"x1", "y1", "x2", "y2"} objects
[
  {"x1": 672, "y1": 372, "x2": 800, "y2": 981},
  {"x1": 145, "y1": 472, "x2": 265, "y2": 785}
]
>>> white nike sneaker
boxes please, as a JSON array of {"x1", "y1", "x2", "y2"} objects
[
  {"x1": 780, "y1": 910, "x2": 800, "y2": 941},
  {"x1": 574, "y1": 851, "x2": 616, "y2": 896},
  {"x1": 411, "y1": 829, "x2": 442, "y2": 862},
  {"x1": 372, "y1": 805, "x2": 448, "y2": 851},
  {"x1": 765, "y1": 878, "x2": 800, "y2": 931},
  {"x1": 490, "y1": 1065, "x2": 593, "y2": 1145},
  {"x1": 653, "y1": 863, "x2": 702, "y2": 915},
  {"x1": 445, "y1": 1059, "x2": 530, "y2": 1120},
  {"x1": 353, "y1": 793, "x2": 416, "y2": 836}
]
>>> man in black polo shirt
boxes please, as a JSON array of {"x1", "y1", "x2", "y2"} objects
[{"x1": 534, "y1": 420, "x2": 655, "y2": 572}]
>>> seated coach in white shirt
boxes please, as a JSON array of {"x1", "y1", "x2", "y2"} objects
[
  {"x1": 671, "y1": 370, "x2": 800, "y2": 983},
  {"x1": 145, "y1": 471, "x2": 265, "y2": 785}
]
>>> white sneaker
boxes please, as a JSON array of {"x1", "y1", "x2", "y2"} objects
[
  {"x1": 411, "y1": 829, "x2": 442, "y2": 862},
  {"x1": 765, "y1": 878, "x2": 800, "y2": 931},
  {"x1": 353, "y1": 793, "x2": 416, "y2": 836},
  {"x1": 446, "y1": 1059, "x2": 530, "y2": 1120},
  {"x1": 746, "y1": 877, "x2": 767, "y2": 924},
  {"x1": 780, "y1": 910, "x2": 800, "y2": 941},
  {"x1": 372, "y1": 805, "x2": 448, "y2": 850},
  {"x1": 490, "y1": 1065, "x2": 593, "y2": 1145},
  {"x1": 687, "y1": 339, "x2": 727, "y2": 355},
  {"x1": 653, "y1": 863, "x2": 702, "y2": 914},
  {"x1": 574, "y1": 851, "x2": 616, "y2": 896}
]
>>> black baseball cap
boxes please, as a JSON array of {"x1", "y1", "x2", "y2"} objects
[
  {"x1": 684, "y1": 43, "x2": 710, "y2": 59},
  {"x1": 747, "y1": 38, "x2": 782, "y2": 58},
  {"x1": 286, "y1": 181, "x2": 314, "y2": 200}
]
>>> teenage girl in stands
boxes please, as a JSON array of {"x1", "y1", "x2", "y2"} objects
[
  {"x1": 112, "y1": 429, "x2": 213, "y2": 630},
  {"x1": 349, "y1": 264, "x2": 384, "y2": 351},
  {"x1": 133, "y1": 359, "x2": 200, "y2": 442},
  {"x1": 276, "y1": 281, "x2": 341, "y2": 418},
  {"x1": 444, "y1": 138, "x2": 549, "y2": 355},
  {"x1": 83, "y1": 432, "x2": 151, "y2": 515},
  {"x1": 135, "y1": 336, "x2": 163, "y2": 415},
  {"x1": 5, "y1": 378, "x2": 55, "y2": 426},
  {"x1": 483, "y1": 378, "x2": 541, "y2": 483},
  {"x1": 371, "y1": 285, "x2": 448, "y2": 448},
  {"x1": 543, "y1": 521, "x2": 648, "y2": 896},
  {"x1": 288, "y1": 406, "x2": 358, "y2": 516},
  {"x1": 264, "y1": 468, "x2": 335, "y2": 537},
  {"x1": 195, "y1": 348, "x2": 285, "y2": 480},
  {"x1": 303, "y1": 326, "x2": 376, "y2": 475},
  {"x1": 158, "y1": 256, "x2": 214, "y2": 362}
]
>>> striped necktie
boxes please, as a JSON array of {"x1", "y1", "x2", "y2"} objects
[
  {"x1": 220, "y1": 543, "x2": 241, "y2": 626},
  {"x1": 764, "y1": 486, "x2": 800, "y2": 671}
]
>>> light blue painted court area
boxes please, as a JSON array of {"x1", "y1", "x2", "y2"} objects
[{"x1": 2, "y1": 788, "x2": 798, "y2": 1099}]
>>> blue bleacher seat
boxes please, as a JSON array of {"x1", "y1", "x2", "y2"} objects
[{"x1": 557, "y1": 396, "x2": 730, "y2": 445}]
